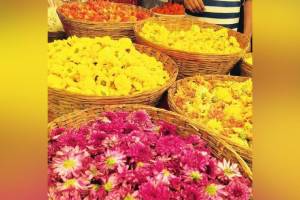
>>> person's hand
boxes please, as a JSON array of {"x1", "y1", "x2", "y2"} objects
[{"x1": 184, "y1": 0, "x2": 205, "y2": 13}]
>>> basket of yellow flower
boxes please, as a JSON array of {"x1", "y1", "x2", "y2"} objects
[
  {"x1": 48, "y1": 36, "x2": 178, "y2": 121},
  {"x1": 56, "y1": 0, "x2": 151, "y2": 40},
  {"x1": 134, "y1": 17, "x2": 250, "y2": 79},
  {"x1": 241, "y1": 53, "x2": 253, "y2": 77},
  {"x1": 168, "y1": 75, "x2": 252, "y2": 165},
  {"x1": 49, "y1": 104, "x2": 253, "y2": 182}
]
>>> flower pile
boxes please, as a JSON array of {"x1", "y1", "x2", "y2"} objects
[
  {"x1": 173, "y1": 76, "x2": 253, "y2": 148},
  {"x1": 48, "y1": 36, "x2": 169, "y2": 96},
  {"x1": 141, "y1": 22, "x2": 241, "y2": 54},
  {"x1": 48, "y1": 110, "x2": 251, "y2": 199},
  {"x1": 152, "y1": 3, "x2": 185, "y2": 15},
  {"x1": 58, "y1": 0, "x2": 150, "y2": 22}
]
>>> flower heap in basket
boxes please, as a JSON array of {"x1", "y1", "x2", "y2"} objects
[
  {"x1": 173, "y1": 76, "x2": 253, "y2": 148},
  {"x1": 152, "y1": 3, "x2": 185, "y2": 15},
  {"x1": 48, "y1": 36, "x2": 169, "y2": 96},
  {"x1": 140, "y1": 22, "x2": 241, "y2": 54},
  {"x1": 48, "y1": 110, "x2": 251, "y2": 199},
  {"x1": 58, "y1": 0, "x2": 150, "y2": 22}
]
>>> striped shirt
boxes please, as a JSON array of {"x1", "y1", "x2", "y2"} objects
[{"x1": 186, "y1": 0, "x2": 243, "y2": 30}]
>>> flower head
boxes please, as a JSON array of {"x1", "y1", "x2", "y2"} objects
[
  {"x1": 217, "y1": 159, "x2": 241, "y2": 179},
  {"x1": 128, "y1": 110, "x2": 153, "y2": 129},
  {"x1": 226, "y1": 178, "x2": 251, "y2": 200},
  {"x1": 156, "y1": 135, "x2": 185, "y2": 155},
  {"x1": 155, "y1": 169, "x2": 176, "y2": 185},
  {"x1": 56, "y1": 177, "x2": 89, "y2": 191},
  {"x1": 139, "y1": 182, "x2": 171, "y2": 200},
  {"x1": 104, "y1": 150, "x2": 125, "y2": 171},
  {"x1": 57, "y1": 129, "x2": 87, "y2": 148},
  {"x1": 183, "y1": 167, "x2": 208, "y2": 186},
  {"x1": 190, "y1": 170, "x2": 203, "y2": 181},
  {"x1": 127, "y1": 143, "x2": 153, "y2": 162},
  {"x1": 52, "y1": 146, "x2": 89, "y2": 178},
  {"x1": 203, "y1": 183, "x2": 226, "y2": 200},
  {"x1": 102, "y1": 135, "x2": 119, "y2": 148},
  {"x1": 103, "y1": 174, "x2": 118, "y2": 192}
]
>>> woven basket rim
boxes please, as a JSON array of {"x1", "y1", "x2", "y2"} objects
[
  {"x1": 56, "y1": 2, "x2": 152, "y2": 26},
  {"x1": 134, "y1": 17, "x2": 249, "y2": 57},
  {"x1": 168, "y1": 75, "x2": 252, "y2": 155},
  {"x1": 48, "y1": 43, "x2": 178, "y2": 100},
  {"x1": 48, "y1": 104, "x2": 253, "y2": 180}
]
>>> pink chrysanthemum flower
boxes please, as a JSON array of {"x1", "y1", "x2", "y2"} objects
[
  {"x1": 57, "y1": 129, "x2": 87, "y2": 148},
  {"x1": 87, "y1": 185, "x2": 106, "y2": 199},
  {"x1": 186, "y1": 169, "x2": 203, "y2": 181},
  {"x1": 139, "y1": 182, "x2": 171, "y2": 200},
  {"x1": 226, "y1": 179, "x2": 251, "y2": 200},
  {"x1": 156, "y1": 135, "x2": 186, "y2": 155},
  {"x1": 128, "y1": 143, "x2": 153, "y2": 162},
  {"x1": 56, "y1": 177, "x2": 90, "y2": 191},
  {"x1": 102, "y1": 135, "x2": 119, "y2": 148},
  {"x1": 180, "y1": 149, "x2": 209, "y2": 171},
  {"x1": 104, "y1": 150, "x2": 126, "y2": 171},
  {"x1": 203, "y1": 183, "x2": 227, "y2": 200},
  {"x1": 102, "y1": 174, "x2": 118, "y2": 192},
  {"x1": 52, "y1": 146, "x2": 89, "y2": 178},
  {"x1": 155, "y1": 169, "x2": 176, "y2": 185},
  {"x1": 181, "y1": 184, "x2": 203, "y2": 200},
  {"x1": 85, "y1": 164, "x2": 101, "y2": 180},
  {"x1": 217, "y1": 159, "x2": 242, "y2": 180}
]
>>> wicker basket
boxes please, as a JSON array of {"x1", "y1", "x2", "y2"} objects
[
  {"x1": 240, "y1": 53, "x2": 253, "y2": 77},
  {"x1": 56, "y1": 2, "x2": 151, "y2": 41},
  {"x1": 168, "y1": 75, "x2": 252, "y2": 165},
  {"x1": 48, "y1": 44, "x2": 178, "y2": 121},
  {"x1": 134, "y1": 17, "x2": 250, "y2": 79},
  {"x1": 48, "y1": 104, "x2": 252, "y2": 180}
]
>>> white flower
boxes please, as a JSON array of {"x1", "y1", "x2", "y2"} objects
[{"x1": 217, "y1": 159, "x2": 241, "y2": 179}]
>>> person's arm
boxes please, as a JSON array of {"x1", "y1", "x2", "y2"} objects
[{"x1": 243, "y1": 0, "x2": 252, "y2": 36}]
